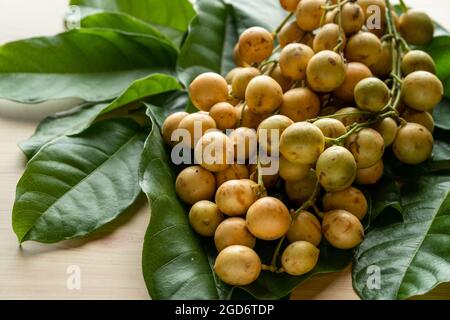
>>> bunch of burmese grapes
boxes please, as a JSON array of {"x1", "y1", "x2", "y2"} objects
[{"x1": 162, "y1": 0, "x2": 443, "y2": 286}]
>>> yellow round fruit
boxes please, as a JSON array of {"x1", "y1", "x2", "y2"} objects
[
  {"x1": 189, "y1": 72, "x2": 229, "y2": 111},
  {"x1": 322, "y1": 209, "x2": 364, "y2": 249},
  {"x1": 246, "y1": 197, "x2": 292, "y2": 240},
  {"x1": 335, "y1": 62, "x2": 373, "y2": 102},
  {"x1": 214, "y1": 217, "x2": 256, "y2": 252},
  {"x1": 295, "y1": 0, "x2": 325, "y2": 32},
  {"x1": 354, "y1": 77, "x2": 390, "y2": 112},
  {"x1": 279, "y1": 43, "x2": 315, "y2": 80},
  {"x1": 372, "y1": 117, "x2": 398, "y2": 147},
  {"x1": 238, "y1": 26, "x2": 274, "y2": 64},
  {"x1": 280, "y1": 0, "x2": 301, "y2": 12},
  {"x1": 215, "y1": 179, "x2": 258, "y2": 216},
  {"x1": 175, "y1": 166, "x2": 216, "y2": 205},
  {"x1": 334, "y1": 107, "x2": 367, "y2": 127},
  {"x1": 316, "y1": 146, "x2": 357, "y2": 192},
  {"x1": 402, "y1": 109, "x2": 434, "y2": 133},
  {"x1": 229, "y1": 127, "x2": 258, "y2": 162},
  {"x1": 313, "y1": 118, "x2": 347, "y2": 147},
  {"x1": 178, "y1": 112, "x2": 217, "y2": 148},
  {"x1": 393, "y1": 123, "x2": 434, "y2": 165},
  {"x1": 401, "y1": 50, "x2": 436, "y2": 76},
  {"x1": 280, "y1": 87, "x2": 320, "y2": 122},
  {"x1": 257, "y1": 115, "x2": 294, "y2": 154},
  {"x1": 280, "y1": 122, "x2": 325, "y2": 165},
  {"x1": 281, "y1": 241, "x2": 320, "y2": 276},
  {"x1": 279, "y1": 156, "x2": 311, "y2": 182},
  {"x1": 323, "y1": 187, "x2": 368, "y2": 220},
  {"x1": 269, "y1": 65, "x2": 292, "y2": 92},
  {"x1": 401, "y1": 71, "x2": 443, "y2": 112},
  {"x1": 194, "y1": 131, "x2": 233, "y2": 172},
  {"x1": 355, "y1": 159, "x2": 384, "y2": 185},
  {"x1": 399, "y1": 10, "x2": 434, "y2": 46},
  {"x1": 214, "y1": 245, "x2": 261, "y2": 285},
  {"x1": 345, "y1": 32, "x2": 382, "y2": 67},
  {"x1": 345, "y1": 128, "x2": 385, "y2": 169},
  {"x1": 313, "y1": 23, "x2": 346, "y2": 52},
  {"x1": 287, "y1": 211, "x2": 322, "y2": 246},
  {"x1": 370, "y1": 41, "x2": 393, "y2": 77},
  {"x1": 245, "y1": 75, "x2": 284, "y2": 114},
  {"x1": 340, "y1": 2, "x2": 365, "y2": 35},
  {"x1": 215, "y1": 164, "x2": 249, "y2": 188},
  {"x1": 209, "y1": 102, "x2": 238, "y2": 131},
  {"x1": 189, "y1": 200, "x2": 224, "y2": 237},
  {"x1": 278, "y1": 20, "x2": 305, "y2": 48},
  {"x1": 306, "y1": 50, "x2": 346, "y2": 92},
  {"x1": 231, "y1": 67, "x2": 261, "y2": 100},
  {"x1": 161, "y1": 111, "x2": 189, "y2": 146},
  {"x1": 285, "y1": 169, "x2": 318, "y2": 204}
]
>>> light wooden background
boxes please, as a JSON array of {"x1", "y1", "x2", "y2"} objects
[{"x1": 0, "y1": 0, "x2": 449, "y2": 300}]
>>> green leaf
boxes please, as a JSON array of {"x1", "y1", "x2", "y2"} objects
[
  {"x1": 353, "y1": 175, "x2": 450, "y2": 300},
  {"x1": 18, "y1": 103, "x2": 107, "y2": 159},
  {"x1": 19, "y1": 74, "x2": 181, "y2": 159},
  {"x1": 12, "y1": 118, "x2": 146, "y2": 243},
  {"x1": 145, "y1": 91, "x2": 189, "y2": 127},
  {"x1": 0, "y1": 28, "x2": 178, "y2": 103},
  {"x1": 140, "y1": 112, "x2": 228, "y2": 299},
  {"x1": 433, "y1": 98, "x2": 450, "y2": 131},
  {"x1": 425, "y1": 35, "x2": 450, "y2": 98},
  {"x1": 177, "y1": 0, "x2": 239, "y2": 86},
  {"x1": 70, "y1": 0, "x2": 196, "y2": 45},
  {"x1": 80, "y1": 11, "x2": 174, "y2": 43},
  {"x1": 223, "y1": 0, "x2": 286, "y2": 34}
]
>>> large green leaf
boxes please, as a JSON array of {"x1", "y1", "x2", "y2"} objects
[
  {"x1": 353, "y1": 175, "x2": 450, "y2": 300},
  {"x1": 433, "y1": 98, "x2": 450, "y2": 131},
  {"x1": 177, "y1": 0, "x2": 239, "y2": 86},
  {"x1": 12, "y1": 118, "x2": 146, "y2": 243},
  {"x1": 223, "y1": 0, "x2": 286, "y2": 34},
  {"x1": 0, "y1": 28, "x2": 178, "y2": 103},
  {"x1": 79, "y1": 11, "x2": 173, "y2": 43},
  {"x1": 139, "y1": 113, "x2": 228, "y2": 299},
  {"x1": 70, "y1": 0, "x2": 195, "y2": 45},
  {"x1": 19, "y1": 74, "x2": 181, "y2": 159}
]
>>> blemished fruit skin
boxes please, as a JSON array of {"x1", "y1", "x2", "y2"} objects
[
  {"x1": 345, "y1": 128, "x2": 385, "y2": 169},
  {"x1": 306, "y1": 50, "x2": 347, "y2": 92},
  {"x1": 280, "y1": 87, "x2": 320, "y2": 122},
  {"x1": 340, "y1": 2, "x2": 365, "y2": 35},
  {"x1": 280, "y1": 122, "x2": 325, "y2": 165},
  {"x1": 296, "y1": 0, "x2": 325, "y2": 32},
  {"x1": 214, "y1": 245, "x2": 261, "y2": 286},
  {"x1": 209, "y1": 102, "x2": 238, "y2": 130},
  {"x1": 401, "y1": 71, "x2": 443, "y2": 112},
  {"x1": 354, "y1": 77, "x2": 390, "y2": 112},
  {"x1": 214, "y1": 217, "x2": 256, "y2": 252},
  {"x1": 279, "y1": 43, "x2": 315, "y2": 81},
  {"x1": 356, "y1": 159, "x2": 384, "y2": 185},
  {"x1": 238, "y1": 26, "x2": 274, "y2": 64},
  {"x1": 372, "y1": 117, "x2": 398, "y2": 147},
  {"x1": 393, "y1": 123, "x2": 434, "y2": 165},
  {"x1": 257, "y1": 115, "x2": 294, "y2": 154},
  {"x1": 323, "y1": 187, "x2": 368, "y2": 220},
  {"x1": 281, "y1": 241, "x2": 320, "y2": 276},
  {"x1": 322, "y1": 209, "x2": 365, "y2": 249},
  {"x1": 246, "y1": 197, "x2": 292, "y2": 241},
  {"x1": 177, "y1": 112, "x2": 217, "y2": 148},
  {"x1": 189, "y1": 201, "x2": 224, "y2": 237},
  {"x1": 399, "y1": 10, "x2": 434, "y2": 46},
  {"x1": 316, "y1": 146, "x2": 357, "y2": 192},
  {"x1": 189, "y1": 72, "x2": 229, "y2": 111},
  {"x1": 278, "y1": 21, "x2": 305, "y2": 48},
  {"x1": 402, "y1": 109, "x2": 435, "y2": 133},
  {"x1": 313, "y1": 23, "x2": 346, "y2": 53},
  {"x1": 345, "y1": 32, "x2": 382, "y2": 67},
  {"x1": 285, "y1": 169, "x2": 318, "y2": 204},
  {"x1": 334, "y1": 107, "x2": 367, "y2": 126},
  {"x1": 335, "y1": 62, "x2": 373, "y2": 102},
  {"x1": 215, "y1": 179, "x2": 257, "y2": 216},
  {"x1": 162, "y1": 112, "x2": 188, "y2": 146},
  {"x1": 401, "y1": 50, "x2": 436, "y2": 76},
  {"x1": 279, "y1": 0, "x2": 300, "y2": 12},
  {"x1": 287, "y1": 211, "x2": 322, "y2": 246},
  {"x1": 175, "y1": 166, "x2": 216, "y2": 205},
  {"x1": 245, "y1": 75, "x2": 284, "y2": 114},
  {"x1": 194, "y1": 131, "x2": 234, "y2": 172}
]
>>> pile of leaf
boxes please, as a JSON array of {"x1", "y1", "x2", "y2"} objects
[{"x1": 1, "y1": 0, "x2": 449, "y2": 300}]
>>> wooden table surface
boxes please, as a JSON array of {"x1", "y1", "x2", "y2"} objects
[{"x1": 0, "y1": 0, "x2": 449, "y2": 300}]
